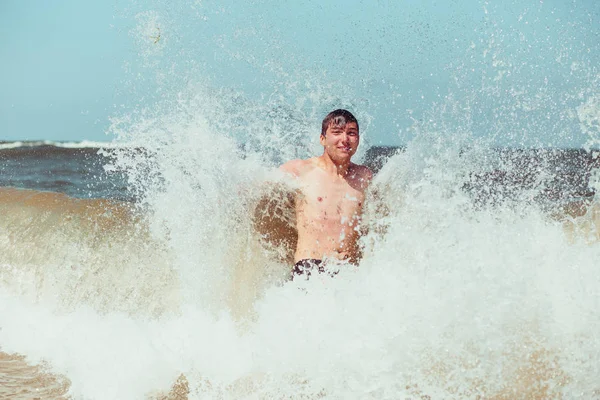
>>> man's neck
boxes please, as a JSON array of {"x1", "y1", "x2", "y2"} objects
[{"x1": 318, "y1": 154, "x2": 351, "y2": 177}]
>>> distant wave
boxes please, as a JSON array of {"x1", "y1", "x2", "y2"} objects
[{"x1": 0, "y1": 140, "x2": 130, "y2": 150}]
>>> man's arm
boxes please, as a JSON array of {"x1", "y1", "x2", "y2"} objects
[
  {"x1": 279, "y1": 159, "x2": 304, "y2": 177},
  {"x1": 354, "y1": 164, "x2": 374, "y2": 191},
  {"x1": 362, "y1": 166, "x2": 374, "y2": 189},
  {"x1": 357, "y1": 166, "x2": 394, "y2": 254},
  {"x1": 362, "y1": 171, "x2": 391, "y2": 238},
  {"x1": 251, "y1": 162, "x2": 301, "y2": 263}
]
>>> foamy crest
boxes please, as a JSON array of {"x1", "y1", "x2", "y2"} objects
[
  {"x1": 3, "y1": 100, "x2": 600, "y2": 399},
  {"x1": 359, "y1": 138, "x2": 600, "y2": 396},
  {"x1": 2, "y1": 1, "x2": 600, "y2": 398}
]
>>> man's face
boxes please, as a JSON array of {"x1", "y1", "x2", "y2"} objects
[{"x1": 320, "y1": 122, "x2": 360, "y2": 162}]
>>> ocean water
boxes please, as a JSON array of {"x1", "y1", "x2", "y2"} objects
[
  {"x1": 1, "y1": 140, "x2": 600, "y2": 399},
  {"x1": 0, "y1": 141, "x2": 130, "y2": 200},
  {"x1": 3, "y1": 1, "x2": 600, "y2": 399}
]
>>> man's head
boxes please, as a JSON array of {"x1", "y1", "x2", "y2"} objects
[
  {"x1": 320, "y1": 109, "x2": 360, "y2": 162},
  {"x1": 321, "y1": 109, "x2": 359, "y2": 137}
]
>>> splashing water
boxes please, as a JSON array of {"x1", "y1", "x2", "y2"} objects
[{"x1": 2, "y1": 1, "x2": 600, "y2": 399}]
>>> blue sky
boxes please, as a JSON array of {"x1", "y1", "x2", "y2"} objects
[
  {"x1": 1, "y1": 1, "x2": 128, "y2": 141},
  {"x1": 1, "y1": 1, "x2": 599, "y2": 147}
]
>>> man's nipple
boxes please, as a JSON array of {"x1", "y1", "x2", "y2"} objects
[{"x1": 317, "y1": 196, "x2": 323, "y2": 202}]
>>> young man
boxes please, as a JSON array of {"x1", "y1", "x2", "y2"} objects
[{"x1": 280, "y1": 109, "x2": 373, "y2": 279}]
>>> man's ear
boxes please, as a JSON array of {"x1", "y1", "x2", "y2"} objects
[{"x1": 319, "y1": 134, "x2": 326, "y2": 146}]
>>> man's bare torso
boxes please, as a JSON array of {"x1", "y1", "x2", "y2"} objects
[{"x1": 281, "y1": 157, "x2": 372, "y2": 264}]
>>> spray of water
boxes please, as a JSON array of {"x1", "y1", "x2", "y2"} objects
[{"x1": 2, "y1": 1, "x2": 600, "y2": 398}]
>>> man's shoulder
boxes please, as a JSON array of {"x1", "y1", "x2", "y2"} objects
[
  {"x1": 279, "y1": 158, "x2": 317, "y2": 177},
  {"x1": 350, "y1": 163, "x2": 374, "y2": 180},
  {"x1": 349, "y1": 163, "x2": 374, "y2": 191}
]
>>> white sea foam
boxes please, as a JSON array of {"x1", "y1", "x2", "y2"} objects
[
  {"x1": 2, "y1": 1, "x2": 600, "y2": 398},
  {"x1": 2, "y1": 83, "x2": 600, "y2": 399}
]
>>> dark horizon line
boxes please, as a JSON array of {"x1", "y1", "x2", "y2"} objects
[
  {"x1": 367, "y1": 145, "x2": 599, "y2": 151},
  {"x1": 0, "y1": 140, "x2": 598, "y2": 152}
]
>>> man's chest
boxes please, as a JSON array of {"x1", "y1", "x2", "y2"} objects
[{"x1": 296, "y1": 178, "x2": 364, "y2": 217}]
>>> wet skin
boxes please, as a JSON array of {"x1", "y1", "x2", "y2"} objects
[{"x1": 280, "y1": 122, "x2": 373, "y2": 264}]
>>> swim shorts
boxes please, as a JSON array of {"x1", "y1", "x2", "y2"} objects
[{"x1": 291, "y1": 259, "x2": 339, "y2": 280}]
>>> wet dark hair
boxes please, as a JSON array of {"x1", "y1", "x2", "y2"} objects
[{"x1": 321, "y1": 109, "x2": 359, "y2": 136}]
